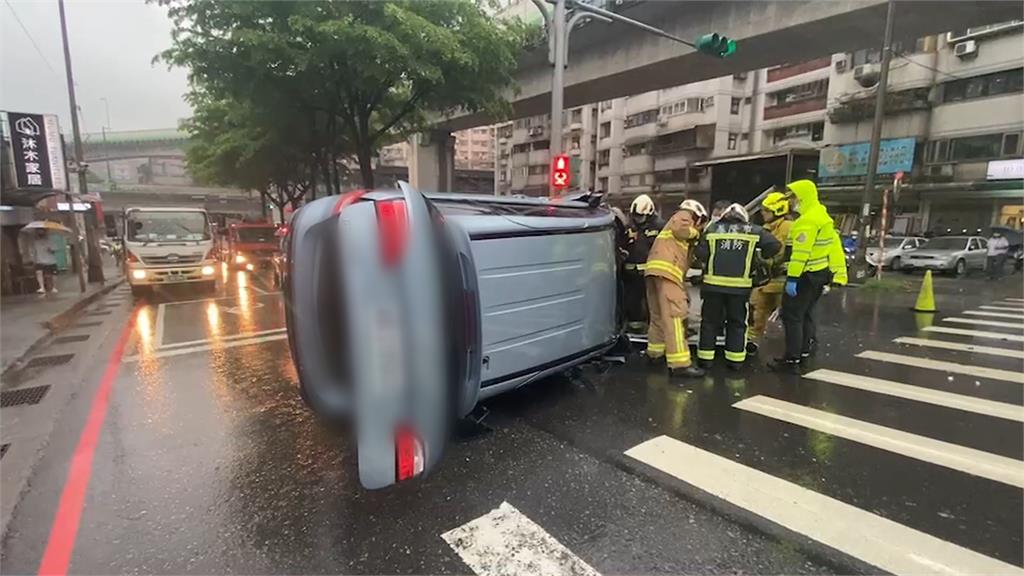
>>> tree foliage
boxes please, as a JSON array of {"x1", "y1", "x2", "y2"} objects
[{"x1": 159, "y1": 0, "x2": 528, "y2": 192}]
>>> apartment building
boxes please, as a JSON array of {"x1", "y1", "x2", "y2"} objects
[
  {"x1": 379, "y1": 126, "x2": 496, "y2": 172},
  {"x1": 495, "y1": 104, "x2": 600, "y2": 196}
]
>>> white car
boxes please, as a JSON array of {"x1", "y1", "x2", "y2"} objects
[{"x1": 865, "y1": 236, "x2": 926, "y2": 271}]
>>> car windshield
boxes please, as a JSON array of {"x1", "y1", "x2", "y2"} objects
[
  {"x1": 235, "y1": 227, "x2": 277, "y2": 243},
  {"x1": 127, "y1": 211, "x2": 210, "y2": 242},
  {"x1": 924, "y1": 237, "x2": 967, "y2": 250}
]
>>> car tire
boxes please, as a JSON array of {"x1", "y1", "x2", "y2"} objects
[
  {"x1": 890, "y1": 256, "x2": 901, "y2": 271},
  {"x1": 954, "y1": 259, "x2": 966, "y2": 277}
]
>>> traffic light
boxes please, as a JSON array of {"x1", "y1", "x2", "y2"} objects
[
  {"x1": 551, "y1": 154, "x2": 571, "y2": 189},
  {"x1": 695, "y1": 33, "x2": 736, "y2": 58}
]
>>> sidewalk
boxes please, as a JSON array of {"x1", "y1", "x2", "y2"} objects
[{"x1": 1, "y1": 263, "x2": 122, "y2": 374}]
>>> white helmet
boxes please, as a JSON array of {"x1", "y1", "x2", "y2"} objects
[
  {"x1": 678, "y1": 199, "x2": 708, "y2": 222},
  {"x1": 721, "y1": 203, "x2": 749, "y2": 223},
  {"x1": 630, "y1": 194, "x2": 656, "y2": 216}
]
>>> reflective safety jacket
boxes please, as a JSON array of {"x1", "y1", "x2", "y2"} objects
[
  {"x1": 645, "y1": 210, "x2": 698, "y2": 284},
  {"x1": 761, "y1": 217, "x2": 794, "y2": 293},
  {"x1": 624, "y1": 214, "x2": 666, "y2": 271},
  {"x1": 786, "y1": 180, "x2": 848, "y2": 285},
  {"x1": 694, "y1": 219, "x2": 781, "y2": 294}
]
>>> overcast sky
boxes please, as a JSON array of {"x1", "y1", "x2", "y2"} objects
[{"x1": 1, "y1": 0, "x2": 192, "y2": 135}]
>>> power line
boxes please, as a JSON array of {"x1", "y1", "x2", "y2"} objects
[
  {"x1": 4, "y1": 0, "x2": 59, "y2": 76},
  {"x1": 892, "y1": 52, "x2": 965, "y2": 82}
]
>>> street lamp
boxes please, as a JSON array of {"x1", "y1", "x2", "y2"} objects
[{"x1": 100, "y1": 96, "x2": 113, "y2": 190}]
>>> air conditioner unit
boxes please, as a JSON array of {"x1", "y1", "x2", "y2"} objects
[
  {"x1": 835, "y1": 58, "x2": 848, "y2": 73},
  {"x1": 953, "y1": 40, "x2": 978, "y2": 58},
  {"x1": 528, "y1": 126, "x2": 544, "y2": 137},
  {"x1": 853, "y1": 64, "x2": 878, "y2": 81}
]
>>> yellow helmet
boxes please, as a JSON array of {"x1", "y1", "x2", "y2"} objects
[
  {"x1": 630, "y1": 194, "x2": 656, "y2": 216},
  {"x1": 762, "y1": 192, "x2": 790, "y2": 217}
]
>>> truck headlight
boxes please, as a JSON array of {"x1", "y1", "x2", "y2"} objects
[
  {"x1": 201, "y1": 265, "x2": 215, "y2": 276},
  {"x1": 131, "y1": 269, "x2": 147, "y2": 280},
  {"x1": 235, "y1": 254, "x2": 247, "y2": 264}
]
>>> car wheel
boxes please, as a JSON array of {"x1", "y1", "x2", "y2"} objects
[
  {"x1": 890, "y1": 256, "x2": 901, "y2": 271},
  {"x1": 954, "y1": 259, "x2": 966, "y2": 277}
]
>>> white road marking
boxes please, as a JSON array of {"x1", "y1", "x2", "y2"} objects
[
  {"x1": 1004, "y1": 298, "x2": 1024, "y2": 303},
  {"x1": 734, "y1": 395, "x2": 1024, "y2": 488},
  {"x1": 154, "y1": 303, "x2": 166, "y2": 349},
  {"x1": 943, "y1": 317, "x2": 1024, "y2": 329},
  {"x1": 124, "y1": 333, "x2": 287, "y2": 362},
  {"x1": 922, "y1": 326, "x2": 1024, "y2": 343},
  {"x1": 159, "y1": 327, "x2": 287, "y2": 350},
  {"x1": 963, "y1": 310, "x2": 1024, "y2": 319},
  {"x1": 857, "y1": 350, "x2": 1024, "y2": 383},
  {"x1": 441, "y1": 501, "x2": 600, "y2": 576},
  {"x1": 980, "y1": 305, "x2": 1024, "y2": 312},
  {"x1": 893, "y1": 336, "x2": 1024, "y2": 360},
  {"x1": 804, "y1": 368, "x2": 1024, "y2": 422},
  {"x1": 625, "y1": 436, "x2": 1023, "y2": 576}
]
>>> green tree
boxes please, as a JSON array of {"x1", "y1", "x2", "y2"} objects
[{"x1": 159, "y1": 0, "x2": 527, "y2": 189}]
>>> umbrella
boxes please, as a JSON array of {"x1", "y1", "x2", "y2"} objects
[{"x1": 20, "y1": 220, "x2": 73, "y2": 235}]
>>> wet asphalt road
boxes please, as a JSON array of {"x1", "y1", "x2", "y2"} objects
[{"x1": 2, "y1": 266, "x2": 1021, "y2": 574}]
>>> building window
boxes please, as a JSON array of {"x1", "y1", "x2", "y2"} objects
[
  {"x1": 624, "y1": 109, "x2": 658, "y2": 128},
  {"x1": 768, "y1": 79, "x2": 829, "y2": 106},
  {"x1": 1003, "y1": 133, "x2": 1021, "y2": 156},
  {"x1": 949, "y1": 133, "x2": 1004, "y2": 161},
  {"x1": 730, "y1": 97, "x2": 741, "y2": 114},
  {"x1": 727, "y1": 133, "x2": 738, "y2": 150},
  {"x1": 624, "y1": 142, "x2": 650, "y2": 157},
  {"x1": 740, "y1": 132, "x2": 749, "y2": 141},
  {"x1": 598, "y1": 149, "x2": 610, "y2": 167},
  {"x1": 600, "y1": 122, "x2": 611, "y2": 138},
  {"x1": 744, "y1": 96, "x2": 752, "y2": 104},
  {"x1": 943, "y1": 68, "x2": 1023, "y2": 103},
  {"x1": 528, "y1": 165, "x2": 547, "y2": 175},
  {"x1": 571, "y1": 108, "x2": 583, "y2": 124},
  {"x1": 598, "y1": 176, "x2": 608, "y2": 191}
]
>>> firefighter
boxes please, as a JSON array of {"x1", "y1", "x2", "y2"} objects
[
  {"x1": 746, "y1": 192, "x2": 794, "y2": 356},
  {"x1": 694, "y1": 203, "x2": 781, "y2": 370},
  {"x1": 770, "y1": 180, "x2": 848, "y2": 372},
  {"x1": 645, "y1": 199, "x2": 708, "y2": 378},
  {"x1": 624, "y1": 194, "x2": 664, "y2": 331}
]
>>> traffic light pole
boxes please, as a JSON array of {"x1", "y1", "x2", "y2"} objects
[{"x1": 853, "y1": 0, "x2": 896, "y2": 281}]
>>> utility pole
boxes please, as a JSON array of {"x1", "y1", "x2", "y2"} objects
[
  {"x1": 58, "y1": 0, "x2": 104, "y2": 283},
  {"x1": 101, "y1": 96, "x2": 113, "y2": 189},
  {"x1": 549, "y1": 0, "x2": 567, "y2": 162},
  {"x1": 853, "y1": 0, "x2": 896, "y2": 280}
]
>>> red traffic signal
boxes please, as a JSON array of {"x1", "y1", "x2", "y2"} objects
[{"x1": 550, "y1": 154, "x2": 571, "y2": 189}]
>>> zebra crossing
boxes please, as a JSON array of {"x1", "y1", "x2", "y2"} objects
[{"x1": 625, "y1": 295, "x2": 1024, "y2": 575}]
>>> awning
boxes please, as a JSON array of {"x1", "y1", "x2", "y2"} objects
[
  {"x1": 0, "y1": 188, "x2": 60, "y2": 207},
  {"x1": 693, "y1": 149, "x2": 817, "y2": 168}
]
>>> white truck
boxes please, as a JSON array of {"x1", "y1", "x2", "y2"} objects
[{"x1": 122, "y1": 207, "x2": 218, "y2": 296}]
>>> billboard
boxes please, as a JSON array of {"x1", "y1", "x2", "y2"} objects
[
  {"x1": 818, "y1": 137, "x2": 916, "y2": 179},
  {"x1": 4, "y1": 111, "x2": 67, "y2": 191}
]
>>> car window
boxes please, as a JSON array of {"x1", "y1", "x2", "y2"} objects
[
  {"x1": 978, "y1": 238, "x2": 988, "y2": 249},
  {"x1": 968, "y1": 238, "x2": 979, "y2": 250}
]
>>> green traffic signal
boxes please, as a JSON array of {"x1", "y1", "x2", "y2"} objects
[{"x1": 695, "y1": 33, "x2": 737, "y2": 58}]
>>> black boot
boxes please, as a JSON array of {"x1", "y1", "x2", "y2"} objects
[
  {"x1": 745, "y1": 341, "x2": 759, "y2": 356},
  {"x1": 801, "y1": 338, "x2": 818, "y2": 359},
  {"x1": 669, "y1": 364, "x2": 706, "y2": 378},
  {"x1": 769, "y1": 356, "x2": 802, "y2": 373}
]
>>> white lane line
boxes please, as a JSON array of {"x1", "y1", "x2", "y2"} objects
[
  {"x1": 159, "y1": 327, "x2": 287, "y2": 350},
  {"x1": 625, "y1": 436, "x2": 1023, "y2": 575},
  {"x1": 922, "y1": 326, "x2": 1024, "y2": 343},
  {"x1": 980, "y1": 305, "x2": 1024, "y2": 312},
  {"x1": 857, "y1": 350, "x2": 1024, "y2": 383},
  {"x1": 944, "y1": 317, "x2": 1024, "y2": 329},
  {"x1": 893, "y1": 337, "x2": 1024, "y2": 360},
  {"x1": 804, "y1": 369, "x2": 1024, "y2": 422},
  {"x1": 963, "y1": 310, "x2": 1024, "y2": 319},
  {"x1": 124, "y1": 333, "x2": 287, "y2": 362},
  {"x1": 441, "y1": 501, "x2": 600, "y2": 576},
  {"x1": 733, "y1": 396, "x2": 1024, "y2": 488},
  {"x1": 154, "y1": 303, "x2": 166, "y2": 349}
]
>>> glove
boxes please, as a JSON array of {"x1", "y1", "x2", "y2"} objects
[{"x1": 784, "y1": 279, "x2": 798, "y2": 297}]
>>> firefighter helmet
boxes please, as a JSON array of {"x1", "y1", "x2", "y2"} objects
[
  {"x1": 630, "y1": 194, "x2": 656, "y2": 216},
  {"x1": 721, "y1": 203, "x2": 750, "y2": 223},
  {"x1": 761, "y1": 192, "x2": 790, "y2": 217},
  {"x1": 678, "y1": 199, "x2": 708, "y2": 222}
]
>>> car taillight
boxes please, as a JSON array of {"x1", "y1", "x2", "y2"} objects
[
  {"x1": 332, "y1": 189, "x2": 367, "y2": 215},
  {"x1": 376, "y1": 199, "x2": 408, "y2": 266},
  {"x1": 125, "y1": 250, "x2": 140, "y2": 263},
  {"x1": 395, "y1": 426, "x2": 424, "y2": 482}
]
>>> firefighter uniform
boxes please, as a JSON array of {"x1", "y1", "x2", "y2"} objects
[
  {"x1": 645, "y1": 210, "x2": 699, "y2": 369},
  {"x1": 624, "y1": 213, "x2": 665, "y2": 329},
  {"x1": 694, "y1": 209, "x2": 781, "y2": 366},
  {"x1": 747, "y1": 206, "x2": 793, "y2": 347},
  {"x1": 777, "y1": 180, "x2": 848, "y2": 365}
]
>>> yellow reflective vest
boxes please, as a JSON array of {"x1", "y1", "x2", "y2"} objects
[{"x1": 786, "y1": 180, "x2": 848, "y2": 285}]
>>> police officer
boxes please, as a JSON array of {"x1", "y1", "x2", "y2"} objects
[
  {"x1": 746, "y1": 192, "x2": 794, "y2": 356},
  {"x1": 770, "y1": 180, "x2": 848, "y2": 372},
  {"x1": 645, "y1": 199, "x2": 708, "y2": 378},
  {"x1": 694, "y1": 203, "x2": 781, "y2": 370},
  {"x1": 624, "y1": 194, "x2": 665, "y2": 331}
]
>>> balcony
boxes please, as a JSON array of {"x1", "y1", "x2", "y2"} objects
[
  {"x1": 652, "y1": 124, "x2": 715, "y2": 155},
  {"x1": 622, "y1": 154, "x2": 653, "y2": 174},
  {"x1": 767, "y1": 57, "x2": 831, "y2": 83},
  {"x1": 763, "y1": 97, "x2": 827, "y2": 120},
  {"x1": 828, "y1": 87, "x2": 931, "y2": 124},
  {"x1": 622, "y1": 122, "x2": 658, "y2": 142},
  {"x1": 528, "y1": 149, "x2": 549, "y2": 165}
]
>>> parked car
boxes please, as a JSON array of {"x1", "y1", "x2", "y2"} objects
[
  {"x1": 284, "y1": 184, "x2": 618, "y2": 489},
  {"x1": 902, "y1": 235, "x2": 988, "y2": 276},
  {"x1": 865, "y1": 236, "x2": 926, "y2": 271}
]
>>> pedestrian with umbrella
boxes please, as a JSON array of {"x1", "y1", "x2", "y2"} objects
[{"x1": 20, "y1": 220, "x2": 72, "y2": 294}]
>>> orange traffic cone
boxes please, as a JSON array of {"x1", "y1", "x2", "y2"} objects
[{"x1": 913, "y1": 270, "x2": 937, "y2": 313}]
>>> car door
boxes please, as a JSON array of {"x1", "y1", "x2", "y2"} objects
[
  {"x1": 285, "y1": 184, "x2": 480, "y2": 490},
  {"x1": 974, "y1": 237, "x2": 989, "y2": 269}
]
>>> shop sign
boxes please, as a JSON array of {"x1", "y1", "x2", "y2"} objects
[
  {"x1": 818, "y1": 137, "x2": 916, "y2": 179},
  {"x1": 986, "y1": 159, "x2": 1024, "y2": 180},
  {"x1": 4, "y1": 111, "x2": 67, "y2": 191}
]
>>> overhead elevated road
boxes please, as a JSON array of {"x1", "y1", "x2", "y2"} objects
[{"x1": 442, "y1": 0, "x2": 1022, "y2": 130}]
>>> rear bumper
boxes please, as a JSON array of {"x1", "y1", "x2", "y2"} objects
[{"x1": 128, "y1": 262, "x2": 216, "y2": 285}]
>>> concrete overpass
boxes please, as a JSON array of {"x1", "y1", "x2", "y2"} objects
[{"x1": 442, "y1": 0, "x2": 1022, "y2": 130}]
